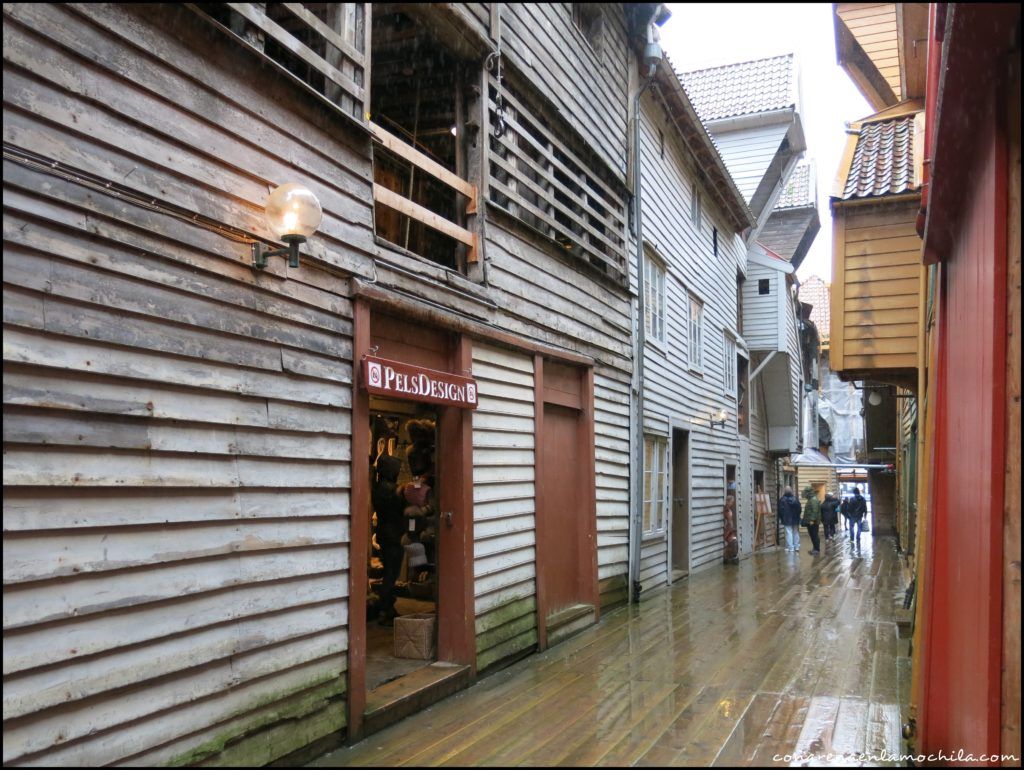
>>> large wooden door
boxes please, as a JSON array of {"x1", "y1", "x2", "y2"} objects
[{"x1": 539, "y1": 403, "x2": 584, "y2": 615}]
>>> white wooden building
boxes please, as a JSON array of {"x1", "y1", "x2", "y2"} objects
[
  {"x1": 677, "y1": 54, "x2": 815, "y2": 556},
  {"x1": 628, "y1": 44, "x2": 756, "y2": 594}
]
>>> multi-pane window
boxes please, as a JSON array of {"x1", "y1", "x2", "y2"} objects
[
  {"x1": 690, "y1": 182, "x2": 702, "y2": 228},
  {"x1": 644, "y1": 252, "x2": 666, "y2": 344},
  {"x1": 688, "y1": 294, "x2": 704, "y2": 371},
  {"x1": 643, "y1": 435, "x2": 669, "y2": 535},
  {"x1": 724, "y1": 334, "x2": 737, "y2": 397}
]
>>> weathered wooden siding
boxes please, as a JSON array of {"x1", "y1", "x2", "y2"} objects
[
  {"x1": 458, "y1": 3, "x2": 631, "y2": 185},
  {"x1": 2, "y1": 3, "x2": 372, "y2": 764},
  {"x1": 635, "y1": 95, "x2": 745, "y2": 584},
  {"x1": 471, "y1": 342, "x2": 538, "y2": 672},
  {"x1": 711, "y1": 123, "x2": 790, "y2": 204},
  {"x1": 594, "y1": 368, "x2": 631, "y2": 604},
  {"x1": 833, "y1": 200, "x2": 923, "y2": 373},
  {"x1": 743, "y1": 262, "x2": 783, "y2": 350}
]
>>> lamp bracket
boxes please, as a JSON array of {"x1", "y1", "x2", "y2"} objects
[{"x1": 252, "y1": 234, "x2": 305, "y2": 269}]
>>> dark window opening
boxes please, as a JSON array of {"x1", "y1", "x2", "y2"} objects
[
  {"x1": 572, "y1": 3, "x2": 606, "y2": 58},
  {"x1": 659, "y1": 129, "x2": 665, "y2": 159},
  {"x1": 759, "y1": 278, "x2": 771, "y2": 295},
  {"x1": 737, "y1": 355, "x2": 750, "y2": 437},
  {"x1": 712, "y1": 227, "x2": 718, "y2": 257},
  {"x1": 370, "y1": 11, "x2": 473, "y2": 271},
  {"x1": 736, "y1": 272, "x2": 745, "y2": 337}
]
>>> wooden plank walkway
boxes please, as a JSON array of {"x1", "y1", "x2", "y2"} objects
[{"x1": 312, "y1": 536, "x2": 910, "y2": 767}]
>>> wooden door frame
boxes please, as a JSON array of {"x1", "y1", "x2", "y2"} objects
[
  {"x1": 666, "y1": 420, "x2": 692, "y2": 586},
  {"x1": 346, "y1": 299, "x2": 476, "y2": 741},
  {"x1": 533, "y1": 357, "x2": 598, "y2": 650}
]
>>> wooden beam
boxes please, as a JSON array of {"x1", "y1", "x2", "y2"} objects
[
  {"x1": 370, "y1": 122, "x2": 477, "y2": 201},
  {"x1": 372, "y1": 183, "x2": 476, "y2": 248}
]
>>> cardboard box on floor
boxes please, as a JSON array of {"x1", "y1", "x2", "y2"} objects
[{"x1": 394, "y1": 613, "x2": 436, "y2": 659}]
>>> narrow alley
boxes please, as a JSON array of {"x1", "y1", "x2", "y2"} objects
[{"x1": 314, "y1": 537, "x2": 909, "y2": 767}]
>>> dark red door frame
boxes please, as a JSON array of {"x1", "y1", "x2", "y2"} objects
[{"x1": 346, "y1": 300, "x2": 476, "y2": 742}]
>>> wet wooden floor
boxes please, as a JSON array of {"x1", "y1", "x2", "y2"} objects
[{"x1": 313, "y1": 536, "x2": 911, "y2": 767}]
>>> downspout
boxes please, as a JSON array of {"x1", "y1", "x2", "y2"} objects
[{"x1": 629, "y1": 9, "x2": 664, "y2": 604}]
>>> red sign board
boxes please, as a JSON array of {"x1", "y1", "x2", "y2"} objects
[{"x1": 361, "y1": 355, "x2": 478, "y2": 409}]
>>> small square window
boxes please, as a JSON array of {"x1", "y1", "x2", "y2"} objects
[{"x1": 758, "y1": 279, "x2": 771, "y2": 295}]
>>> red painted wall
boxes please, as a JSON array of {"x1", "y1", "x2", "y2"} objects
[{"x1": 922, "y1": 103, "x2": 1008, "y2": 761}]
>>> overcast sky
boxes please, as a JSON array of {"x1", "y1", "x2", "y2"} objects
[{"x1": 659, "y1": 3, "x2": 872, "y2": 281}]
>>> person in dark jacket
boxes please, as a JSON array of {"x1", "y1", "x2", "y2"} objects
[
  {"x1": 821, "y1": 491, "x2": 840, "y2": 541},
  {"x1": 778, "y1": 486, "x2": 802, "y2": 552},
  {"x1": 847, "y1": 487, "x2": 868, "y2": 541},
  {"x1": 372, "y1": 454, "x2": 406, "y2": 626}
]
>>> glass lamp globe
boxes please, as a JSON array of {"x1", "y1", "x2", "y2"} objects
[
  {"x1": 265, "y1": 183, "x2": 322, "y2": 240},
  {"x1": 868, "y1": 390, "x2": 883, "y2": 406}
]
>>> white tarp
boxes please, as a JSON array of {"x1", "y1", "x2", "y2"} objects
[{"x1": 818, "y1": 367, "x2": 864, "y2": 463}]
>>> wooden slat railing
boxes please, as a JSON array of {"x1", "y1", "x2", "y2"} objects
[
  {"x1": 369, "y1": 121, "x2": 479, "y2": 262},
  {"x1": 486, "y1": 75, "x2": 628, "y2": 283},
  {"x1": 193, "y1": 3, "x2": 368, "y2": 122}
]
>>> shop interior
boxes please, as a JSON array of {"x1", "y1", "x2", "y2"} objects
[{"x1": 366, "y1": 397, "x2": 440, "y2": 692}]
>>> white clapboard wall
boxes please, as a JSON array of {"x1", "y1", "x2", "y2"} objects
[
  {"x1": 633, "y1": 95, "x2": 747, "y2": 589},
  {"x1": 471, "y1": 342, "x2": 538, "y2": 672}
]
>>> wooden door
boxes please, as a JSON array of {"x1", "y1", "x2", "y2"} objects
[
  {"x1": 671, "y1": 429, "x2": 690, "y2": 576},
  {"x1": 539, "y1": 403, "x2": 584, "y2": 615}
]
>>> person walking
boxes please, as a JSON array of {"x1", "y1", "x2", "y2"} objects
[
  {"x1": 847, "y1": 486, "x2": 868, "y2": 542},
  {"x1": 801, "y1": 486, "x2": 822, "y2": 555},
  {"x1": 821, "y1": 490, "x2": 840, "y2": 541},
  {"x1": 778, "y1": 486, "x2": 802, "y2": 552}
]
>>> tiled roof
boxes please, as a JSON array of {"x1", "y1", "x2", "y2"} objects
[
  {"x1": 799, "y1": 275, "x2": 830, "y2": 339},
  {"x1": 840, "y1": 115, "x2": 919, "y2": 199},
  {"x1": 678, "y1": 54, "x2": 795, "y2": 122},
  {"x1": 776, "y1": 161, "x2": 815, "y2": 210}
]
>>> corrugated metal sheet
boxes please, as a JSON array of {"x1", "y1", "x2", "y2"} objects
[{"x1": 471, "y1": 343, "x2": 538, "y2": 672}]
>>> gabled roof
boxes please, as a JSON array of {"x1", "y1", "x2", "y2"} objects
[
  {"x1": 648, "y1": 54, "x2": 755, "y2": 232},
  {"x1": 775, "y1": 160, "x2": 815, "y2": 210},
  {"x1": 678, "y1": 54, "x2": 797, "y2": 123},
  {"x1": 837, "y1": 114, "x2": 920, "y2": 200}
]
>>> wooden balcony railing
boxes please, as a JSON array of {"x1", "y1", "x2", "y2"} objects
[
  {"x1": 192, "y1": 3, "x2": 369, "y2": 122},
  {"x1": 370, "y1": 121, "x2": 479, "y2": 263},
  {"x1": 486, "y1": 75, "x2": 628, "y2": 284}
]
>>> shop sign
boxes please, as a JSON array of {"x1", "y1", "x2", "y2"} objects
[{"x1": 362, "y1": 355, "x2": 478, "y2": 409}]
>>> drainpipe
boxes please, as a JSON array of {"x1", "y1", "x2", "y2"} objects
[{"x1": 628, "y1": 9, "x2": 664, "y2": 604}]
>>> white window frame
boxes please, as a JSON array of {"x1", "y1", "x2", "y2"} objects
[
  {"x1": 688, "y1": 294, "x2": 704, "y2": 373},
  {"x1": 642, "y1": 434, "x2": 669, "y2": 536},
  {"x1": 724, "y1": 333, "x2": 737, "y2": 398},
  {"x1": 643, "y1": 249, "x2": 667, "y2": 346},
  {"x1": 690, "y1": 182, "x2": 702, "y2": 229}
]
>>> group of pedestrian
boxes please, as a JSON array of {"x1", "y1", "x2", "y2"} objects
[{"x1": 777, "y1": 485, "x2": 868, "y2": 554}]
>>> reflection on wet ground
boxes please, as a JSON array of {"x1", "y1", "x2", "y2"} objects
[{"x1": 314, "y1": 535, "x2": 910, "y2": 767}]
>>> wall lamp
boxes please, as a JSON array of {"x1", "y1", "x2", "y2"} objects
[
  {"x1": 710, "y1": 408, "x2": 728, "y2": 429},
  {"x1": 252, "y1": 183, "x2": 323, "y2": 269}
]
